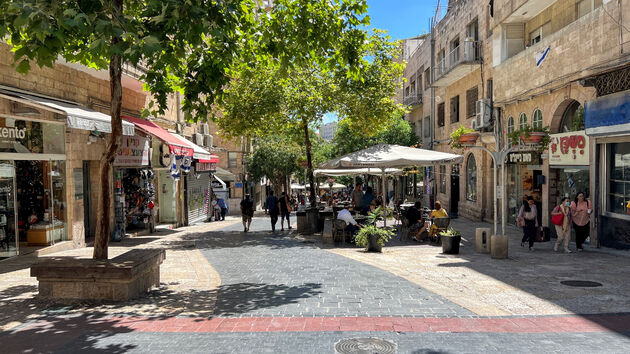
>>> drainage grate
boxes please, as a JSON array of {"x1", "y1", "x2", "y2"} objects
[
  {"x1": 561, "y1": 280, "x2": 603, "y2": 287},
  {"x1": 335, "y1": 337, "x2": 397, "y2": 354}
]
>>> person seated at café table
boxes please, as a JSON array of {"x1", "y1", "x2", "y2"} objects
[
  {"x1": 428, "y1": 201, "x2": 449, "y2": 236},
  {"x1": 407, "y1": 201, "x2": 429, "y2": 241},
  {"x1": 375, "y1": 195, "x2": 384, "y2": 208},
  {"x1": 337, "y1": 205, "x2": 362, "y2": 234},
  {"x1": 362, "y1": 186, "x2": 376, "y2": 215}
]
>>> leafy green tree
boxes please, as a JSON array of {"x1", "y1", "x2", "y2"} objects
[
  {"x1": 332, "y1": 114, "x2": 419, "y2": 157},
  {"x1": 246, "y1": 136, "x2": 300, "y2": 194},
  {"x1": 217, "y1": 23, "x2": 405, "y2": 204}
]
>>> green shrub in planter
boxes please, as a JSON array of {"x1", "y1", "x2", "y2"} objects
[
  {"x1": 354, "y1": 225, "x2": 394, "y2": 252},
  {"x1": 439, "y1": 228, "x2": 462, "y2": 255}
]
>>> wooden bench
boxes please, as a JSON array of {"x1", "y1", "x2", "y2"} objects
[{"x1": 31, "y1": 249, "x2": 166, "y2": 301}]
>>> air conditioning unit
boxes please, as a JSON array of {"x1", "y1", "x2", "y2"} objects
[
  {"x1": 194, "y1": 133, "x2": 203, "y2": 145},
  {"x1": 201, "y1": 123, "x2": 210, "y2": 135},
  {"x1": 472, "y1": 99, "x2": 492, "y2": 130},
  {"x1": 204, "y1": 134, "x2": 213, "y2": 148}
]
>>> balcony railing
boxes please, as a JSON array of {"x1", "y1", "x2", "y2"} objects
[
  {"x1": 403, "y1": 93, "x2": 422, "y2": 106},
  {"x1": 433, "y1": 40, "x2": 481, "y2": 86}
]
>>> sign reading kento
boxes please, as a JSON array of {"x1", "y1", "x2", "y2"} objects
[{"x1": 549, "y1": 131, "x2": 589, "y2": 166}]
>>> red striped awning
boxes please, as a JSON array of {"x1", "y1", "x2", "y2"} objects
[{"x1": 123, "y1": 116, "x2": 194, "y2": 157}]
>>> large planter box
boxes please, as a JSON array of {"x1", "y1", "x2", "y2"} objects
[
  {"x1": 31, "y1": 249, "x2": 165, "y2": 301},
  {"x1": 441, "y1": 235, "x2": 461, "y2": 254}
]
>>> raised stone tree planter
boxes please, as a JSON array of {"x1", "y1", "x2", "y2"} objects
[{"x1": 31, "y1": 249, "x2": 166, "y2": 301}]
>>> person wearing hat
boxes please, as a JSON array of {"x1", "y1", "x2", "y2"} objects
[{"x1": 240, "y1": 194, "x2": 254, "y2": 232}]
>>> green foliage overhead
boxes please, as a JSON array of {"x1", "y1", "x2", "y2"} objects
[
  {"x1": 331, "y1": 114, "x2": 419, "y2": 157},
  {"x1": 246, "y1": 135, "x2": 300, "y2": 188}
]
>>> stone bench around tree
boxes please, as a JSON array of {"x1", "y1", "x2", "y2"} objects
[{"x1": 31, "y1": 249, "x2": 166, "y2": 301}]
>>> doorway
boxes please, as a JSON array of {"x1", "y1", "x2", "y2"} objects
[
  {"x1": 450, "y1": 164, "x2": 460, "y2": 217},
  {"x1": 82, "y1": 162, "x2": 91, "y2": 239}
]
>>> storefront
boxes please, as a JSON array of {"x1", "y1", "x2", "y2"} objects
[
  {"x1": 506, "y1": 151, "x2": 543, "y2": 226},
  {"x1": 548, "y1": 131, "x2": 590, "y2": 208},
  {"x1": 585, "y1": 89, "x2": 630, "y2": 249},
  {"x1": 112, "y1": 133, "x2": 154, "y2": 239},
  {"x1": 0, "y1": 115, "x2": 67, "y2": 257}
]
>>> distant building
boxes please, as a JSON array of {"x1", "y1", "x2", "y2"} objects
[{"x1": 319, "y1": 122, "x2": 338, "y2": 141}]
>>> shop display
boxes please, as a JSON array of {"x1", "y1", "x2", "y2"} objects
[{"x1": 114, "y1": 168, "x2": 155, "y2": 240}]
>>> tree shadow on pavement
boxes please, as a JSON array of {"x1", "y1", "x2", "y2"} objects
[
  {"x1": 166, "y1": 232, "x2": 318, "y2": 251},
  {"x1": 213, "y1": 282, "x2": 323, "y2": 317}
]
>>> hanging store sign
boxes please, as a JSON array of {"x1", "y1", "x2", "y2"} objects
[
  {"x1": 507, "y1": 151, "x2": 540, "y2": 165},
  {"x1": 549, "y1": 131, "x2": 589, "y2": 166},
  {"x1": 196, "y1": 161, "x2": 217, "y2": 172},
  {"x1": 114, "y1": 136, "x2": 150, "y2": 167}
]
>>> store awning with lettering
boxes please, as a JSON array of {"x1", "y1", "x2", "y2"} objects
[
  {"x1": 171, "y1": 133, "x2": 219, "y2": 163},
  {"x1": 123, "y1": 116, "x2": 193, "y2": 157},
  {"x1": 0, "y1": 89, "x2": 135, "y2": 136}
]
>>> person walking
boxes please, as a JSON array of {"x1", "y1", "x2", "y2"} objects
[
  {"x1": 517, "y1": 196, "x2": 538, "y2": 251},
  {"x1": 279, "y1": 191, "x2": 292, "y2": 231},
  {"x1": 240, "y1": 194, "x2": 254, "y2": 232},
  {"x1": 265, "y1": 190, "x2": 280, "y2": 232},
  {"x1": 570, "y1": 192, "x2": 592, "y2": 251},
  {"x1": 551, "y1": 197, "x2": 572, "y2": 253},
  {"x1": 351, "y1": 183, "x2": 363, "y2": 213},
  {"x1": 217, "y1": 196, "x2": 227, "y2": 221}
]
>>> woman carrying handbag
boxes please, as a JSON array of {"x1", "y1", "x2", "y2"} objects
[
  {"x1": 551, "y1": 197, "x2": 571, "y2": 253},
  {"x1": 517, "y1": 196, "x2": 538, "y2": 251},
  {"x1": 570, "y1": 192, "x2": 592, "y2": 251}
]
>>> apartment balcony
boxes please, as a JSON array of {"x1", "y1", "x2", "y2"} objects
[
  {"x1": 432, "y1": 41, "x2": 481, "y2": 87},
  {"x1": 403, "y1": 93, "x2": 422, "y2": 107}
]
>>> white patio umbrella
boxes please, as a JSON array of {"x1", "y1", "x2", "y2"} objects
[
  {"x1": 313, "y1": 168, "x2": 402, "y2": 177},
  {"x1": 306, "y1": 182, "x2": 347, "y2": 190},
  {"x1": 320, "y1": 144, "x2": 464, "y2": 226}
]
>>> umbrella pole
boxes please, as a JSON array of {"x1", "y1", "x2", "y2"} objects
[{"x1": 382, "y1": 169, "x2": 387, "y2": 227}]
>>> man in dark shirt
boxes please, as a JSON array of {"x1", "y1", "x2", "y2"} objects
[
  {"x1": 279, "y1": 191, "x2": 292, "y2": 231},
  {"x1": 406, "y1": 201, "x2": 428, "y2": 241},
  {"x1": 265, "y1": 190, "x2": 280, "y2": 232},
  {"x1": 240, "y1": 194, "x2": 254, "y2": 232}
]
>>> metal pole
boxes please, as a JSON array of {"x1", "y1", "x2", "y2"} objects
[
  {"x1": 382, "y1": 169, "x2": 387, "y2": 227},
  {"x1": 501, "y1": 159, "x2": 506, "y2": 236},
  {"x1": 491, "y1": 154, "x2": 498, "y2": 236}
]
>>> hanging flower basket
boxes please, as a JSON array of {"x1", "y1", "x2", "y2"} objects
[
  {"x1": 458, "y1": 133, "x2": 480, "y2": 146},
  {"x1": 520, "y1": 132, "x2": 546, "y2": 145}
]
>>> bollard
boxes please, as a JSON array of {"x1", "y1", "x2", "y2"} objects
[
  {"x1": 475, "y1": 228, "x2": 491, "y2": 253},
  {"x1": 490, "y1": 234, "x2": 509, "y2": 259}
]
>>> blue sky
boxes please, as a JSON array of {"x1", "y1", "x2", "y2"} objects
[{"x1": 323, "y1": 0, "x2": 439, "y2": 124}]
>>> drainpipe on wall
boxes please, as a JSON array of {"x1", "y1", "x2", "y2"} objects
[{"x1": 429, "y1": 18, "x2": 436, "y2": 205}]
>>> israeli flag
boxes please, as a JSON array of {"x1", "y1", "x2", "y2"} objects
[
  {"x1": 536, "y1": 46, "x2": 550, "y2": 67},
  {"x1": 181, "y1": 156, "x2": 192, "y2": 174}
]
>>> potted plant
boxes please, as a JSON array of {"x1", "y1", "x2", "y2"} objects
[
  {"x1": 439, "y1": 228, "x2": 462, "y2": 254},
  {"x1": 508, "y1": 126, "x2": 551, "y2": 150},
  {"x1": 354, "y1": 207, "x2": 394, "y2": 252},
  {"x1": 449, "y1": 125, "x2": 479, "y2": 149}
]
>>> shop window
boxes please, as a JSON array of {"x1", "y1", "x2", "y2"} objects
[
  {"x1": 466, "y1": 154, "x2": 477, "y2": 201},
  {"x1": 608, "y1": 143, "x2": 630, "y2": 214},
  {"x1": 228, "y1": 152, "x2": 237, "y2": 168},
  {"x1": 0, "y1": 118, "x2": 65, "y2": 155},
  {"x1": 507, "y1": 116, "x2": 515, "y2": 134},
  {"x1": 466, "y1": 86, "x2": 478, "y2": 118},
  {"x1": 518, "y1": 113, "x2": 528, "y2": 130},
  {"x1": 439, "y1": 165, "x2": 447, "y2": 194},
  {"x1": 437, "y1": 102, "x2": 445, "y2": 127},
  {"x1": 450, "y1": 95, "x2": 460, "y2": 123},
  {"x1": 532, "y1": 109, "x2": 543, "y2": 129}
]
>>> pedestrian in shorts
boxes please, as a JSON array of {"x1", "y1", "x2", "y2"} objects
[{"x1": 279, "y1": 191, "x2": 292, "y2": 231}]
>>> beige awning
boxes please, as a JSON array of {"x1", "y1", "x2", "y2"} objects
[{"x1": 214, "y1": 166, "x2": 235, "y2": 182}]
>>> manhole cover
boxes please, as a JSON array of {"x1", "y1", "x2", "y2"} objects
[
  {"x1": 561, "y1": 280, "x2": 603, "y2": 287},
  {"x1": 335, "y1": 337, "x2": 397, "y2": 354}
]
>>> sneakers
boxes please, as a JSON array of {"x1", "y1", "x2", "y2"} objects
[
  {"x1": 244, "y1": 226, "x2": 247, "y2": 232},
  {"x1": 577, "y1": 248, "x2": 583, "y2": 252},
  {"x1": 564, "y1": 249, "x2": 572, "y2": 253},
  {"x1": 288, "y1": 226, "x2": 293, "y2": 230},
  {"x1": 553, "y1": 244, "x2": 558, "y2": 252},
  {"x1": 529, "y1": 246, "x2": 534, "y2": 251}
]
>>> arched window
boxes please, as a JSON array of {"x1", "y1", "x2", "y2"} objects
[
  {"x1": 466, "y1": 154, "x2": 477, "y2": 202},
  {"x1": 507, "y1": 116, "x2": 515, "y2": 134},
  {"x1": 532, "y1": 109, "x2": 543, "y2": 129},
  {"x1": 560, "y1": 101, "x2": 584, "y2": 132},
  {"x1": 518, "y1": 113, "x2": 528, "y2": 130}
]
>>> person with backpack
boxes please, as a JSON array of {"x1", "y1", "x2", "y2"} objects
[
  {"x1": 265, "y1": 190, "x2": 280, "y2": 232},
  {"x1": 570, "y1": 192, "x2": 592, "y2": 251},
  {"x1": 240, "y1": 194, "x2": 254, "y2": 232},
  {"x1": 551, "y1": 197, "x2": 571, "y2": 253}
]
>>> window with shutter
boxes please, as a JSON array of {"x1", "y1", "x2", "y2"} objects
[
  {"x1": 466, "y1": 86, "x2": 478, "y2": 118},
  {"x1": 438, "y1": 103, "x2": 445, "y2": 127},
  {"x1": 450, "y1": 96, "x2": 460, "y2": 123}
]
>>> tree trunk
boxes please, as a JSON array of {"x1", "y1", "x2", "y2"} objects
[
  {"x1": 93, "y1": 2, "x2": 123, "y2": 259},
  {"x1": 303, "y1": 118, "x2": 316, "y2": 205}
]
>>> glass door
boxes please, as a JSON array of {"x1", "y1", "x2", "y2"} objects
[{"x1": 0, "y1": 161, "x2": 17, "y2": 257}]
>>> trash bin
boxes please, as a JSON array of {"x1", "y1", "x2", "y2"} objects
[
  {"x1": 475, "y1": 228, "x2": 491, "y2": 254},
  {"x1": 296, "y1": 211, "x2": 307, "y2": 234}
]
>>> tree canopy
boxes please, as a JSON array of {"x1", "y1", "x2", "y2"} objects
[{"x1": 246, "y1": 135, "x2": 300, "y2": 193}]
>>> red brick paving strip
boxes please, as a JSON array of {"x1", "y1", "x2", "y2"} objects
[{"x1": 31, "y1": 314, "x2": 624, "y2": 334}]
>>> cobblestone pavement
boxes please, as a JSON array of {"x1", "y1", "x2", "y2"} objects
[{"x1": 2, "y1": 216, "x2": 630, "y2": 353}]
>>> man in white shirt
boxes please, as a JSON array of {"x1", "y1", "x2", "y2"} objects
[{"x1": 337, "y1": 205, "x2": 361, "y2": 233}]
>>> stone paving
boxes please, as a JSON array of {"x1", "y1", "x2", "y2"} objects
[{"x1": 2, "y1": 215, "x2": 630, "y2": 353}]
